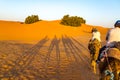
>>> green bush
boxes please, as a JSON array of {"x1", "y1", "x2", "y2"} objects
[
  {"x1": 60, "y1": 14, "x2": 86, "y2": 27},
  {"x1": 25, "y1": 15, "x2": 39, "y2": 24}
]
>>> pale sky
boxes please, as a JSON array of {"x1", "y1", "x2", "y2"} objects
[{"x1": 0, "y1": 0, "x2": 120, "y2": 28}]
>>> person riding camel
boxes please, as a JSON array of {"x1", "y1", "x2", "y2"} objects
[
  {"x1": 88, "y1": 28, "x2": 101, "y2": 56},
  {"x1": 91, "y1": 28, "x2": 101, "y2": 42},
  {"x1": 97, "y1": 20, "x2": 120, "y2": 63},
  {"x1": 88, "y1": 28, "x2": 101, "y2": 73}
]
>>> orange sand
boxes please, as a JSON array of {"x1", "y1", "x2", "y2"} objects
[{"x1": 0, "y1": 20, "x2": 109, "y2": 43}]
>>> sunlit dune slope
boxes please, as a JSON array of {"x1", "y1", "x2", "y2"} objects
[{"x1": 0, "y1": 20, "x2": 109, "y2": 41}]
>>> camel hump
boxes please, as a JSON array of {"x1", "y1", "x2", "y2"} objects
[
  {"x1": 88, "y1": 39, "x2": 101, "y2": 50},
  {"x1": 88, "y1": 39, "x2": 101, "y2": 55},
  {"x1": 107, "y1": 48, "x2": 120, "y2": 60}
]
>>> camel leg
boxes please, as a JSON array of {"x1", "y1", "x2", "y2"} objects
[
  {"x1": 115, "y1": 60, "x2": 120, "y2": 80},
  {"x1": 93, "y1": 61, "x2": 96, "y2": 74},
  {"x1": 91, "y1": 60, "x2": 96, "y2": 74}
]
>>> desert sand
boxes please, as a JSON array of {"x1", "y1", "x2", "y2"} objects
[
  {"x1": 0, "y1": 20, "x2": 108, "y2": 43},
  {"x1": 0, "y1": 20, "x2": 109, "y2": 80}
]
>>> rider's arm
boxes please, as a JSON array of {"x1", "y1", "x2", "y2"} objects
[
  {"x1": 106, "y1": 30, "x2": 110, "y2": 41},
  {"x1": 106, "y1": 30, "x2": 112, "y2": 47}
]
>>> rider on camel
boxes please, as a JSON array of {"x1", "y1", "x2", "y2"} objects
[{"x1": 97, "y1": 20, "x2": 120, "y2": 63}]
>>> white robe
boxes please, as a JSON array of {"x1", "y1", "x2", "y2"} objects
[
  {"x1": 92, "y1": 31, "x2": 101, "y2": 42},
  {"x1": 106, "y1": 27, "x2": 120, "y2": 47}
]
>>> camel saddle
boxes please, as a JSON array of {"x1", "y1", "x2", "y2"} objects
[{"x1": 107, "y1": 48, "x2": 120, "y2": 60}]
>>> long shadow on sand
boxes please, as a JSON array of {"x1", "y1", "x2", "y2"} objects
[
  {"x1": 44, "y1": 36, "x2": 61, "y2": 80},
  {"x1": 2, "y1": 36, "x2": 49, "y2": 79},
  {"x1": 62, "y1": 35, "x2": 97, "y2": 80},
  {"x1": 62, "y1": 35, "x2": 90, "y2": 65},
  {"x1": 0, "y1": 36, "x2": 98, "y2": 80}
]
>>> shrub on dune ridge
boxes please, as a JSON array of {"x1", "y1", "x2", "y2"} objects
[
  {"x1": 25, "y1": 15, "x2": 39, "y2": 24},
  {"x1": 60, "y1": 14, "x2": 86, "y2": 27}
]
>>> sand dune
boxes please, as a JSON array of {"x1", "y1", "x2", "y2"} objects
[
  {"x1": 0, "y1": 20, "x2": 110, "y2": 80},
  {"x1": 0, "y1": 20, "x2": 109, "y2": 43}
]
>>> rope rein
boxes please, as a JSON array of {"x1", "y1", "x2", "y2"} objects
[
  {"x1": 104, "y1": 48, "x2": 112, "y2": 72},
  {"x1": 104, "y1": 48, "x2": 114, "y2": 80}
]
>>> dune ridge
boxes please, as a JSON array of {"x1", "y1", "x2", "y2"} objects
[{"x1": 0, "y1": 20, "x2": 109, "y2": 43}]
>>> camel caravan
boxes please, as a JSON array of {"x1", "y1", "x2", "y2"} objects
[{"x1": 88, "y1": 20, "x2": 120, "y2": 80}]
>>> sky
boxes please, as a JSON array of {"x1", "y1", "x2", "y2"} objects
[{"x1": 0, "y1": 0, "x2": 120, "y2": 28}]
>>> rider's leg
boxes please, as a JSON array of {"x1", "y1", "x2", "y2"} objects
[{"x1": 96, "y1": 45, "x2": 106, "y2": 63}]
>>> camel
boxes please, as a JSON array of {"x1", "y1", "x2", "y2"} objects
[
  {"x1": 88, "y1": 39, "x2": 101, "y2": 74},
  {"x1": 98, "y1": 48, "x2": 120, "y2": 80}
]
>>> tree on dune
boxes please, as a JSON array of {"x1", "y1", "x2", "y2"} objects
[
  {"x1": 60, "y1": 14, "x2": 86, "y2": 27},
  {"x1": 25, "y1": 15, "x2": 40, "y2": 24}
]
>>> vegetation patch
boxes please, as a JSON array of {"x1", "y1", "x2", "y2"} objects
[
  {"x1": 25, "y1": 15, "x2": 40, "y2": 24},
  {"x1": 60, "y1": 14, "x2": 86, "y2": 27}
]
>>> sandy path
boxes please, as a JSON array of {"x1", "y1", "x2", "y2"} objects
[{"x1": 0, "y1": 35, "x2": 100, "y2": 80}]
